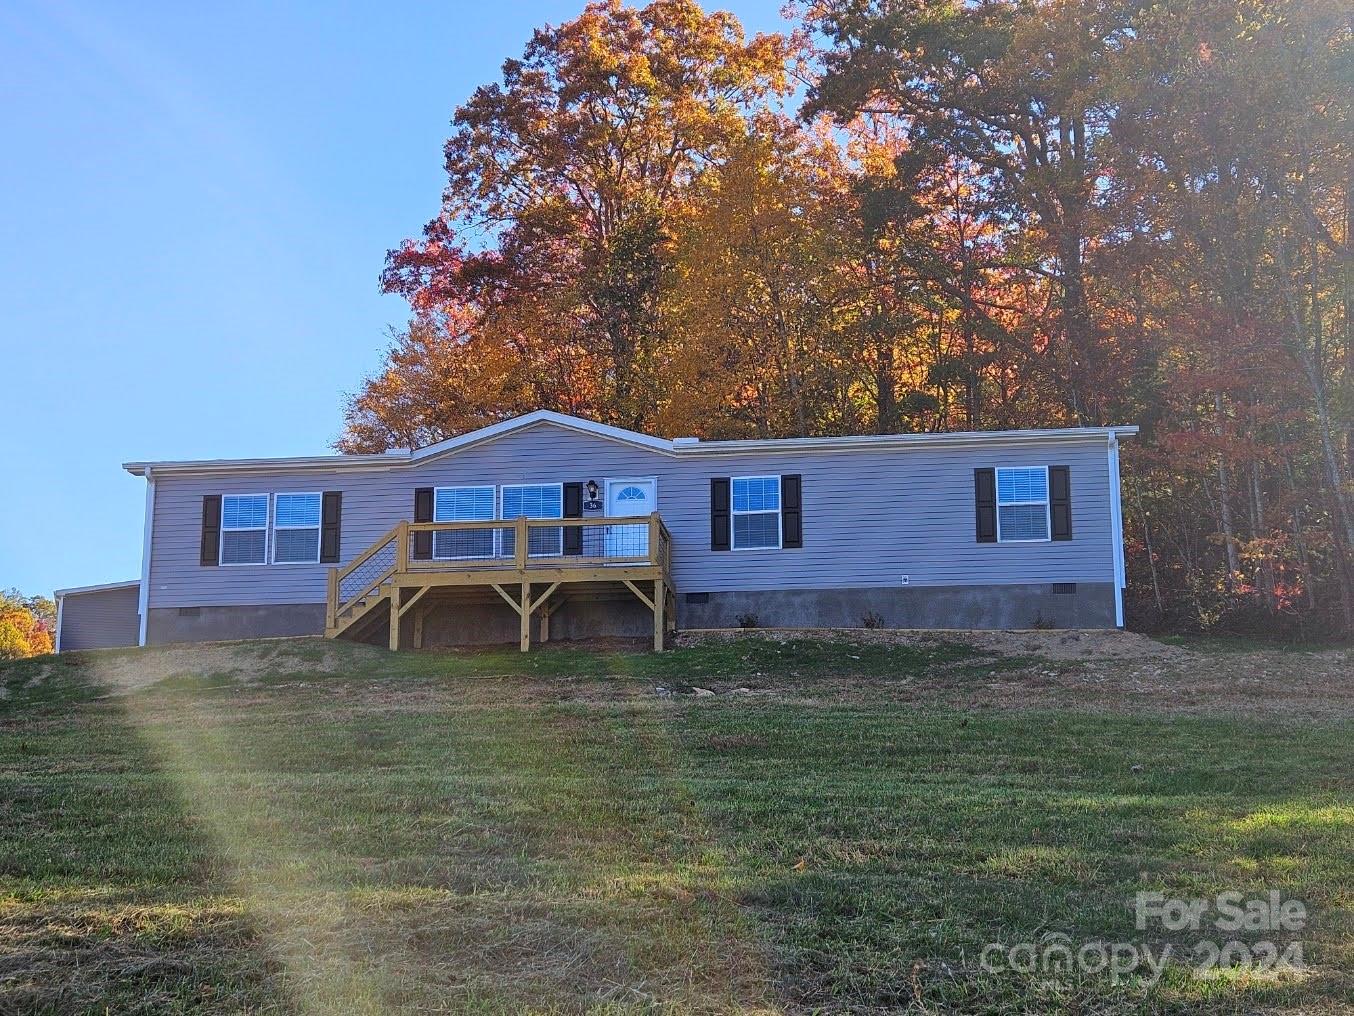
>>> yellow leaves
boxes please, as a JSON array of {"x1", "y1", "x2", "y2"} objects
[{"x1": 0, "y1": 606, "x2": 52, "y2": 660}]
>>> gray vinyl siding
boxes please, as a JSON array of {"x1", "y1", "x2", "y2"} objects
[
  {"x1": 58, "y1": 585, "x2": 140, "y2": 650},
  {"x1": 144, "y1": 422, "x2": 1117, "y2": 609}
]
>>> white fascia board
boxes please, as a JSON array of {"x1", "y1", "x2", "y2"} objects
[
  {"x1": 122, "y1": 411, "x2": 1138, "y2": 475},
  {"x1": 53, "y1": 579, "x2": 143, "y2": 598},
  {"x1": 123, "y1": 454, "x2": 398, "y2": 476},
  {"x1": 674, "y1": 426, "x2": 1139, "y2": 456},
  {"x1": 123, "y1": 412, "x2": 677, "y2": 477}
]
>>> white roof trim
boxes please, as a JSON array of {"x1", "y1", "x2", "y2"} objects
[
  {"x1": 54, "y1": 579, "x2": 142, "y2": 599},
  {"x1": 408, "y1": 410, "x2": 675, "y2": 459},
  {"x1": 678, "y1": 426, "x2": 1138, "y2": 456},
  {"x1": 123, "y1": 411, "x2": 1138, "y2": 476}
]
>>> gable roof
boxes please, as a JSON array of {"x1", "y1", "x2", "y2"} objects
[
  {"x1": 124, "y1": 409, "x2": 1137, "y2": 476},
  {"x1": 409, "y1": 410, "x2": 674, "y2": 459}
]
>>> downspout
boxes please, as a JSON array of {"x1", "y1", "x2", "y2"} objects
[
  {"x1": 1107, "y1": 434, "x2": 1126, "y2": 628},
  {"x1": 54, "y1": 594, "x2": 64, "y2": 653},
  {"x1": 137, "y1": 468, "x2": 155, "y2": 647}
]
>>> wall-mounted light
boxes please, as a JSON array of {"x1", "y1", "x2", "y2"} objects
[{"x1": 585, "y1": 479, "x2": 600, "y2": 501}]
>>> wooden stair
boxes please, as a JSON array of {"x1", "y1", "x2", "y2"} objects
[
  {"x1": 325, "y1": 582, "x2": 393, "y2": 639},
  {"x1": 324, "y1": 516, "x2": 675, "y2": 651}
]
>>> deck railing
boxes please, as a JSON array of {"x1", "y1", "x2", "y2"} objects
[{"x1": 327, "y1": 514, "x2": 672, "y2": 630}]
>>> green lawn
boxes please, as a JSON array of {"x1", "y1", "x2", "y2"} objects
[{"x1": 0, "y1": 638, "x2": 1350, "y2": 1013}]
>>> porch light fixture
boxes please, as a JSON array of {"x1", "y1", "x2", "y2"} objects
[{"x1": 585, "y1": 479, "x2": 600, "y2": 501}]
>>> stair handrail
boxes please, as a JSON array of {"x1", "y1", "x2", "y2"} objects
[{"x1": 328, "y1": 521, "x2": 408, "y2": 627}]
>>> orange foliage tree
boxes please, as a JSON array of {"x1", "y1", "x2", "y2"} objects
[
  {"x1": 0, "y1": 591, "x2": 54, "y2": 660},
  {"x1": 344, "y1": 0, "x2": 1351, "y2": 636}
]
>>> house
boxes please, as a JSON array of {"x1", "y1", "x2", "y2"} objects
[{"x1": 68, "y1": 410, "x2": 1136, "y2": 653}]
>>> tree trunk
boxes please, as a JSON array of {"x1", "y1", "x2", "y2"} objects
[
  {"x1": 875, "y1": 338, "x2": 896, "y2": 434},
  {"x1": 1250, "y1": 460, "x2": 1277, "y2": 611},
  {"x1": 1133, "y1": 478, "x2": 1165, "y2": 616},
  {"x1": 1214, "y1": 393, "x2": 1241, "y2": 585}
]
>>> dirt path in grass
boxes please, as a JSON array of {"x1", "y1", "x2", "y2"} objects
[{"x1": 673, "y1": 629, "x2": 1354, "y2": 722}]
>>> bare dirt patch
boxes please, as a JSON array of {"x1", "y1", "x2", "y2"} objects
[
  {"x1": 676, "y1": 625, "x2": 1186, "y2": 661},
  {"x1": 673, "y1": 628, "x2": 1353, "y2": 722},
  {"x1": 67, "y1": 639, "x2": 389, "y2": 696}
]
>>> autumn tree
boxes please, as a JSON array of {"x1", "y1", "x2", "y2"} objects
[
  {"x1": 804, "y1": 0, "x2": 1143, "y2": 425},
  {"x1": 1104, "y1": 0, "x2": 1352, "y2": 626},
  {"x1": 0, "y1": 590, "x2": 54, "y2": 660},
  {"x1": 347, "y1": 0, "x2": 1350, "y2": 635},
  {"x1": 344, "y1": 0, "x2": 791, "y2": 449},
  {"x1": 661, "y1": 117, "x2": 864, "y2": 438}
]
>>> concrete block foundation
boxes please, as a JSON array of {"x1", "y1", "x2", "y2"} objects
[
  {"x1": 678, "y1": 583, "x2": 1117, "y2": 631},
  {"x1": 144, "y1": 581, "x2": 1117, "y2": 646}
]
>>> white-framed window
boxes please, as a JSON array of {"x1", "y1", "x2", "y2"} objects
[
  {"x1": 731, "y1": 475, "x2": 781, "y2": 550},
  {"x1": 501, "y1": 483, "x2": 564, "y2": 557},
  {"x1": 433, "y1": 486, "x2": 497, "y2": 559},
  {"x1": 272, "y1": 492, "x2": 322, "y2": 564},
  {"x1": 996, "y1": 466, "x2": 1051, "y2": 542},
  {"x1": 220, "y1": 494, "x2": 269, "y2": 565}
]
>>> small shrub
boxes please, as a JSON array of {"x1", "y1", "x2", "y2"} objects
[
  {"x1": 861, "y1": 610, "x2": 886, "y2": 629},
  {"x1": 736, "y1": 612, "x2": 760, "y2": 629},
  {"x1": 1030, "y1": 611, "x2": 1056, "y2": 630}
]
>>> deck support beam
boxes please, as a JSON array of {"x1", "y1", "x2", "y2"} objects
[
  {"x1": 539, "y1": 594, "x2": 565, "y2": 643},
  {"x1": 520, "y1": 580, "x2": 530, "y2": 653},
  {"x1": 388, "y1": 588, "x2": 400, "y2": 651},
  {"x1": 490, "y1": 584, "x2": 522, "y2": 613},
  {"x1": 528, "y1": 582, "x2": 561, "y2": 614},
  {"x1": 622, "y1": 579, "x2": 655, "y2": 612},
  {"x1": 398, "y1": 584, "x2": 433, "y2": 617},
  {"x1": 412, "y1": 604, "x2": 426, "y2": 650},
  {"x1": 653, "y1": 578, "x2": 665, "y2": 651}
]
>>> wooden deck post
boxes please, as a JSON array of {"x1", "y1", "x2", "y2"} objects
[
  {"x1": 412, "y1": 605, "x2": 425, "y2": 650},
  {"x1": 388, "y1": 589, "x2": 400, "y2": 651},
  {"x1": 325, "y1": 568, "x2": 338, "y2": 631},
  {"x1": 653, "y1": 578, "x2": 664, "y2": 652},
  {"x1": 519, "y1": 580, "x2": 531, "y2": 652},
  {"x1": 514, "y1": 517, "x2": 528, "y2": 570}
]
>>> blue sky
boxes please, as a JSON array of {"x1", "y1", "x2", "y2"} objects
[{"x1": 0, "y1": 0, "x2": 789, "y2": 597}]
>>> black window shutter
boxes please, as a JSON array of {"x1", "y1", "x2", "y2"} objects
[
  {"x1": 200, "y1": 494, "x2": 222, "y2": 566},
  {"x1": 710, "y1": 478, "x2": 731, "y2": 551},
  {"x1": 413, "y1": 487, "x2": 433, "y2": 560},
  {"x1": 1050, "y1": 466, "x2": 1072, "y2": 541},
  {"x1": 974, "y1": 468, "x2": 997, "y2": 543},
  {"x1": 781, "y1": 474, "x2": 803, "y2": 549},
  {"x1": 320, "y1": 491, "x2": 343, "y2": 563},
  {"x1": 563, "y1": 482, "x2": 583, "y2": 555}
]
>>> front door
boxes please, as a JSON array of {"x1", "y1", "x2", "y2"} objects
[{"x1": 605, "y1": 478, "x2": 656, "y2": 559}]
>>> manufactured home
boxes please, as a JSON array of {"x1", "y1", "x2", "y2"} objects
[{"x1": 58, "y1": 411, "x2": 1136, "y2": 652}]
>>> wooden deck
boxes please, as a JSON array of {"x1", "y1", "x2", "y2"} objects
[{"x1": 325, "y1": 515, "x2": 675, "y2": 651}]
